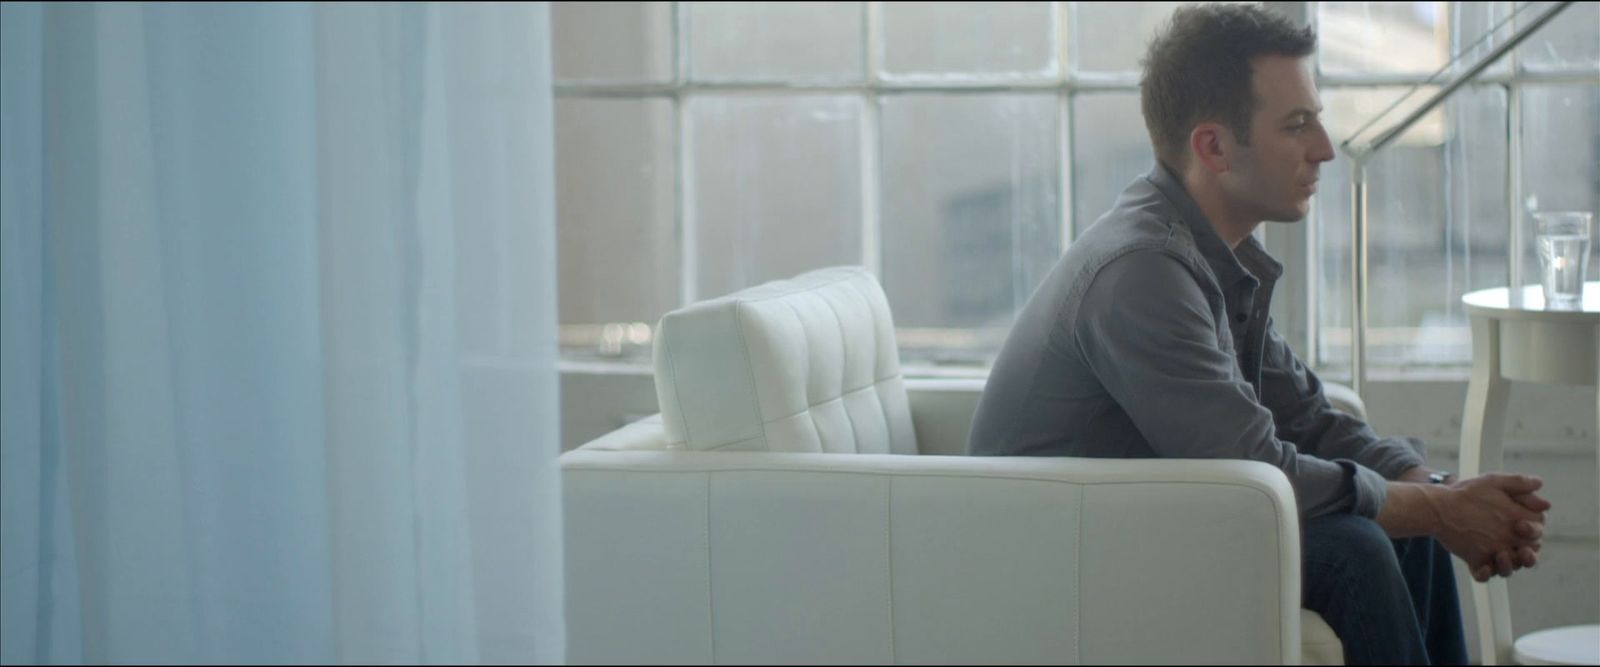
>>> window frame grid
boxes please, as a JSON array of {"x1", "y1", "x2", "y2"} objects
[
  {"x1": 1308, "y1": 0, "x2": 1600, "y2": 380},
  {"x1": 553, "y1": 1, "x2": 1600, "y2": 377}
]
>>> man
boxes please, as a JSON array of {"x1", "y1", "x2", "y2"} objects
[{"x1": 967, "y1": 5, "x2": 1552, "y2": 664}]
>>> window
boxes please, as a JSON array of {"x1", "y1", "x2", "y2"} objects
[
  {"x1": 1311, "y1": 1, "x2": 1600, "y2": 376},
  {"x1": 554, "y1": 1, "x2": 1600, "y2": 378}
]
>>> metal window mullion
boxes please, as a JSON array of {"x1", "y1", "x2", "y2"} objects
[
  {"x1": 1262, "y1": 0, "x2": 1317, "y2": 361},
  {"x1": 1351, "y1": 162, "x2": 1369, "y2": 396},
  {"x1": 1506, "y1": 3, "x2": 1524, "y2": 304},
  {"x1": 1312, "y1": 66, "x2": 1600, "y2": 87},
  {"x1": 1507, "y1": 82, "x2": 1524, "y2": 300},
  {"x1": 1301, "y1": 0, "x2": 1319, "y2": 362},
  {"x1": 1316, "y1": 69, "x2": 1600, "y2": 87},
  {"x1": 551, "y1": 68, "x2": 1600, "y2": 96},
  {"x1": 1057, "y1": 1, "x2": 1074, "y2": 249},
  {"x1": 675, "y1": 2, "x2": 696, "y2": 307},
  {"x1": 862, "y1": 2, "x2": 883, "y2": 278},
  {"x1": 1304, "y1": 174, "x2": 1320, "y2": 364},
  {"x1": 554, "y1": 79, "x2": 1149, "y2": 96},
  {"x1": 1304, "y1": 0, "x2": 1324, "y2": 366}
]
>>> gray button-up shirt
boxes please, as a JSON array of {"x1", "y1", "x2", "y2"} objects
[{"x1": 967, "y1": 164, "x2": 1424, "y2": 520}]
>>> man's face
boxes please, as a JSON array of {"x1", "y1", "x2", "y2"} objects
[{"x1": 1220, "y1": 55, "x2": 1336, "y2": 222}]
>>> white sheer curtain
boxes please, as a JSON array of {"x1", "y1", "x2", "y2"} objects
[{"x1": 0, "y1": 3, "x2": 563, "y2": 663}]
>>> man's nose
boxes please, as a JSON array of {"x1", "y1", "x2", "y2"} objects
[{"x1": 1309, "y1": 124, "x2": 1336, "y2": 163}]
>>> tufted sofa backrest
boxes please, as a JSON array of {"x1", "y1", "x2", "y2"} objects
[{"x1": 652, "y1": 266, "x2": 918, "y2": 454}]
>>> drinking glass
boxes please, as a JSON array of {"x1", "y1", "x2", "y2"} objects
[{"x1": 1534, "y1": 211, "x2": 1593, "y2": 310}]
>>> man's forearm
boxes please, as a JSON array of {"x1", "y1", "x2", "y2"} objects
[
  {"x1": 1374, "y1": 480, "x2": 1448, "y2": 538},
  {"x1": 1379, "y1": 466, "x2": 1451, "y2": 539}
]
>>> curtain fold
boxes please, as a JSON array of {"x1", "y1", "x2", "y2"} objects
[{"x1": 0, "y1": 3, "x2": 563, "y2": 663}]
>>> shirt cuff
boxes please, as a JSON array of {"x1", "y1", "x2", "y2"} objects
[
  {"x1": 1368, "y1": 436, "x2": 1429, "y2": 480},
  {"x1": 1344, "y1": 460, "x2": 1389, "y2": 519}
]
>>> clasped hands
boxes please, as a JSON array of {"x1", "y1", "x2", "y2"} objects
[{"x1": 1430, "y1": 472, "x2": 1552, "y2": 582}]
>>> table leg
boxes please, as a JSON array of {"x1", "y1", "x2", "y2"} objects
[{"x1": 1460, "y1": 316, "x2": 1514, "y2": 665}]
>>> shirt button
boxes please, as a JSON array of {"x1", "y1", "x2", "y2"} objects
[{"x1": 1235, "y1": 313, "x2": 1248, "y2": 324}]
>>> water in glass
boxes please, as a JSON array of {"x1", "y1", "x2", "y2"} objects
[
  {"x1": 1534, "y1": 211, "x2": 1594, "y2": 310},
  {"x1": 1538, "y1": 233, "x2": 1589, "y2": 309}
]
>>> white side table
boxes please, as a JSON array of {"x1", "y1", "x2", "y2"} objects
[{"x1": 1460, "y1": 283, "x2": 1600, "y2": 666}]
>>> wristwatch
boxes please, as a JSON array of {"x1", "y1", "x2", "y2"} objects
[{"x1": 1427, "y1": 471, "x2": 1454, "y2": 484}]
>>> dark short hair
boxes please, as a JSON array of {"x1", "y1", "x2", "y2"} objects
[{"x1": 1139, "y1": 4, "x2": 1317, "y2": 167}]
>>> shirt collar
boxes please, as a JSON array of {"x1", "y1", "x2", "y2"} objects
[{"x1": 1144, "y1": 163, "x2": 1282, "y2": 288}]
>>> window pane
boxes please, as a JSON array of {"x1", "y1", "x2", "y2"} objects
[
  {"x1": 688, "y1": 2, "x2": 863, "y2": 82},
  {"x1": 1314, "y1": 86, "x2": 1492, "y2": 371},
  {"x1": 1326, "y1": 84, "x2": 1451, "y2": 160},
  {"x1": 556, "y1": 98, "x2": 679, "y2": 358},
  {"x1": 1070, "y1": 92, "x2": 1153, "y2": 237},
  {"x1": 1516, "y1": 0, "x2": 1600, "y2": 71},
  {"x1": 553, "y1": 2, "x2": 674, "y2": 83},
  {"x1": 1451, "y1": 1, "x2": 1514, "y2": 77},
  {"x1": 880, "y1": 2, "x2": 1056, "y2": 81},
  {"x1": 1319, "y1": 2, "x2": 1451, "y2": 76},
  {"x1": 1519, "y1": 84, "x2": 1600, "y2": 288},
  {"x1": 1069, "y1": 1, "x2": 1189, "y2": 74},
  {"x1": 689, "y1": 96, "x2": 862, "y2": 299},
  {"x1": 1314, "y1": 189, "x2": 1349, "y2": 372},
  {"x1": 880, "y1": 94, "x2": 1061, "y2": 366},
  {"x1": 1450, "y1": 87, "x2": 1512, "y2": 309}
]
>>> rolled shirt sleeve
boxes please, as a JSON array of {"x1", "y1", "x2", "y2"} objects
[{"x1": 1072, "y1": 250, "x2": 1387, "y2": 519}]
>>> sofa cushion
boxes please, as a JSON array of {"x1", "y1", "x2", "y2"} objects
[
  {"x1": 1301, "y1": 609, "x2": 1345, "y2": 664},
  {"x1": 652, "y1": 266, "x2": 917, "y2": 454}
]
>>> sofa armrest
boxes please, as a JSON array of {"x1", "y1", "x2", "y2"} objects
[
  {"x1": 904, "y1": 377, "x2": 986, "y2": 456},
  {"x1": 1321, "y1": 381, "x2": 1367, "y2": 420},
  {"x1": 906, "y1": 377, "x2": 1368, "y2": 454},
  {"x1": 573, "y1": 413, "x2": 669, "y2": 451},
  {"x1": 562, "y1": 450, "x2": 1302, "y2": 665}
]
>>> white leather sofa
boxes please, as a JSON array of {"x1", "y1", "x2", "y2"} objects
[{"x1": 563, "y1": 266, "x2": 1350, "y2": 664}]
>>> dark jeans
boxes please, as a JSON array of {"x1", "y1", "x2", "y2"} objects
[{"x1": 1303, "y1": 514, "x2": 1470, "y2": 665}]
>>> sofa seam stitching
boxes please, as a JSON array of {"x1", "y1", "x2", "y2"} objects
[
  {"x1": 699, "y1": 379, "x2": 900, "y2": 451},
  {"x1": 1075, "y1": 484, "x2": 1084, "y2": 664},
  {"x1": 663, "y1": 321, "x2": 692, "y2": 447},
  {"x1": 780, "y1": 298, "x2": 825, "y2": 453},
  {"x1": 886, "y1": 476, "x2": 897, "y2": 664},
  {"x1": 732, "y1": 301, "x2": 771, "y2": 451},
  {"x1": 705, "y1": 472, "x2": 716, "y2": 662},
  {"x1": 561, "y1": 466, "x2": 1288, "y2": 500},
  {"x1": 816, "y1": 289, "x2": 864, "y2": 453},
  {"x1": 702, "y1": 436, "x2": 765, "y2": 452},
  {"x1": 852, "y1": 273, "x2": 905, "y2": 454},
  {"x1": 760, "y1": 387, "x2": 878, "y2": 427}
]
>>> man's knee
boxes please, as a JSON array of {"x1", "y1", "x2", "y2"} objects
[{"x1": 1304, "y1": 514, "x2": 1405, "y2": 583}]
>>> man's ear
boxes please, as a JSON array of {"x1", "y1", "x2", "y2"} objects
[{"x1": 1189, "y1": 122, "x2": 1230, "y2": 174}]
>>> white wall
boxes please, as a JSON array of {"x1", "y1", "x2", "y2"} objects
[{"x1": 1358, "y1": 379, "x2": 1599, "y2": 656}]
